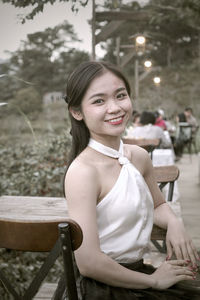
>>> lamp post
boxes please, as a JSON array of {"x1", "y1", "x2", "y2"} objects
[
  {"x1": 134, "y1": 35, "x2": 146, "y2": 100},
  {"x1": 153, "y1": 76, "x2": 161, "y2": 102}
]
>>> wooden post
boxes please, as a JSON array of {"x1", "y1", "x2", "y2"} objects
[
  {"x1": 116, "y1": 37, "x2": 121, "y2": 66},
  {"x1": 91, "y1": 0, "x2": 96, "y2": 60},
  {"x1": 134, "y1": 59, "x2": 139, "y2": 100}
]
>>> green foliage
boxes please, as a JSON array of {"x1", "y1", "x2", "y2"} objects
[
  {"x1": 10, "y1": 86, "x2": 42, "y2": 115},
  {"x1": 0, "y1": 134, "x2": 71, "y2": 197},
  {"x1": 0, "y1": 117, "x2": 72, "y2": 298},
  {"x1": 0, "y1": 249, "x2": 63, "y2": 299},
  {"x1": 2, "y1": 0, "x2": 89, "y2": 22}
]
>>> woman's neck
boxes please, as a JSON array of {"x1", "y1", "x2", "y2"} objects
[{"x1": 89, "y1": 135, "x2": 121, "y2": 151}]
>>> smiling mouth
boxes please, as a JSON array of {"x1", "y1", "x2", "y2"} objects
[{"x1": 106, "y1": 116, "x2": 124, "y2": 124}]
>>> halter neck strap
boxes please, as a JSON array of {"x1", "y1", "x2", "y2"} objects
[{"x1": 88, "y1": 138, "x2": 129, "y2": 165}]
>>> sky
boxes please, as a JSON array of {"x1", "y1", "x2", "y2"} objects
[{"x1": 0, "y1": 1, "x2": 94, "y2": 60}]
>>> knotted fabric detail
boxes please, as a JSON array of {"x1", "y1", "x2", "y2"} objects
[{"x1": 88, "y1": 139, "x2": 130, "y2": 165}]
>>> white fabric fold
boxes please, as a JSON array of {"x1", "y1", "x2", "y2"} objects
[{"x1": 88, "y1": 139, "x2": 129, "y2": 165}]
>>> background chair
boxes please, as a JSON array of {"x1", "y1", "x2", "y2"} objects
[
  {"x1": 122, "y1": 138, "x2": 160, "y2": 159},
  {"x1": 153, "y1": 165, "x2": 179, "y2": 202},
  {"x1": 0, "y1": 219, "x2": 82, "y2": 300},
  {"x1": 152, "y1": 165, "x2": 179, "y2": 253}
]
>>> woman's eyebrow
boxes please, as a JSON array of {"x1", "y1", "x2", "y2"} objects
[
  {"x1": 89, "y1": 87, "x2": 126, "y2": 100},
  {"x1": 89, "y1": 93, "x2": 105, "y2": 100},
  {"x1": 116, "y1": 87, "x2": 126, "y2": 93}
]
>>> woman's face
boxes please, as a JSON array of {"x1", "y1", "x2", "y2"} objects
[{"x1": 72, "y1": 71, "x2": 132, "y2": 141}]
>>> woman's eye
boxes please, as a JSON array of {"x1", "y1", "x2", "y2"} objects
[
  {"x1": 93, "y1": 99, "x2": 104, "y2": 104},
  {"x1": 117, "y1": 92, "x2": 127, "y2": 99}
]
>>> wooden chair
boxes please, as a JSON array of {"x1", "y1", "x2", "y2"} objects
[
  {"x1": 152, "y1": 165, "x2": 180, "y2": 253},
  {"x1": 0, "y1": 218, "x2": 83, "y2": 300},
  {"x1": 153, "y1": 165, "x2": 179, "y2": 202},
  {"x1": 122, "y1": 138, "x2": 160, "y2": 159}
]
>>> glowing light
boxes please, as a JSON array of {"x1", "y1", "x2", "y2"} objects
[
  {"x1": 136, "y1": 36, "x2": 146, "y2": 45},
  {"x1": 144, "y1": 60, "x2": 152, "y2": 68},
  {"x1": 153, "y1": 77, "x2": 161, "y2": 84}
]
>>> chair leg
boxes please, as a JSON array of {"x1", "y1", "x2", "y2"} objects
[
  {"x1": 59, "y1": 223, "x2": 79, "y2": 300},
  {"x1": 52, "y1": 273, "x2": 66, "y2": 300}
]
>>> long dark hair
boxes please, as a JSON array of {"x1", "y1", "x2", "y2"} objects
[{"x1": 64, "y1": 61, "x2": 131, "y2": 167}]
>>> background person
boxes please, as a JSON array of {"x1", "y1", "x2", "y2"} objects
[
  {"x1": 63, "y1": 61, "x2": 199, "y2": 300},
  {"x1": 125, "y1": 111, "x2": 172, "y2": 149},
  {"x1": 125, "y1": 110, "x2": 141, "y2": 136},
  {"x1": 155, "y1": 109, "x2": 167, "y2": 131}
]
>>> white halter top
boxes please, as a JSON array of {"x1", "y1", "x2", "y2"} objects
[{"x1": 88, "y1": 138, "x2": 154, "y2": 263}]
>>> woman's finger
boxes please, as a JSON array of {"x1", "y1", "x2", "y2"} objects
[
  {"x1": 173, "y1": 245, "x2": 184, "y2": 260},
  {"x1": 166, "y1": 239, "x2": 173, "y2": 260},
  {"x1": 180, "y1": 241, "x2": 190, "y2": 262},
  {"x1": 186, "y1": 241, "x2": 199, "y2": 267},
  {"x1": 174, "y1": 267, "x2": 194, "y2": 277},
  {"x1": 167, "y1": 259, "x2": 188, "y2": 266}
]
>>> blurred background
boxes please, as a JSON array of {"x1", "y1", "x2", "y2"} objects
[
  {"x1": 0, "y1": 1, "x2": 200, "y2": 298},
  {"x1": 1, "y1": 0, "x2": 200, "y2": 195}
]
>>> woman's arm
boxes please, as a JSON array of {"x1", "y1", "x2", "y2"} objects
[
  {"x1": 142, "y1": 150, "x2": 199, "y2": 266},
  {"x1": 65, "y1": 158, "x2": 194, "y2": 289}
]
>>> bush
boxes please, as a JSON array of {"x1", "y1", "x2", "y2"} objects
[
  {"x1": 0, "y1": 134, "x2": 71, "y2": 197},
  {"x1": 0, "y1": 133, "x2": 71, "y2": 298},
  {"x1": 10, "y1": 87, "x2": 43, "y2": 115}
]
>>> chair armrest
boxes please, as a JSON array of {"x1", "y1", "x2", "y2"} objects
[{"x1": 151, "y1": 224, "x2": 167, "y2": 241}]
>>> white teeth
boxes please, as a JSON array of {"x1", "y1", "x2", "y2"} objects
[{"x1": 109, "y1": 117, "x2": 122, "y2": 123}]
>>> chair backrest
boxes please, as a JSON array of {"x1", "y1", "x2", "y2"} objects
[
  {"x1": 0, "y1": 218, "x2": 82, "y2": 300},
  {"x1": 123, "y1": 138, "x2": 160, "y2": 159},
  {"x1": 153, "y1": 165, "x2": 180, "y2": 202},
  {"x1": 122, "y1": 137, "x2": 160, "y2": 148}
]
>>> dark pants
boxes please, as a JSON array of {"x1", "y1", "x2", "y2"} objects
[{"x1": 80, "y1": 260, "x2": 193, "y2": 300}]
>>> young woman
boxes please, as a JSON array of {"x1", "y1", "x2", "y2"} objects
[{"x1": 64, "y1": 61, "x2": 199, "y2": 299}]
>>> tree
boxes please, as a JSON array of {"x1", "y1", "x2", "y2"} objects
[
  {"x1": 2, "y1": 0, "x2": 89, "y2": 22},
  {"x1": 9, "y1": 21, "x2": 83, "y2": 95}
]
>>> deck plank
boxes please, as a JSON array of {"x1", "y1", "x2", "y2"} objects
[{"x1": 34, "y1": 283, "x2": 57, "y2": 299}]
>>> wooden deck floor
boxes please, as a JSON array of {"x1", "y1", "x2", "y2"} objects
[{"x1": 34, "y1": 282, "x2": 57, "y2": 299}]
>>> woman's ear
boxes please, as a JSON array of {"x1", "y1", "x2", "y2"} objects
[{"x1": 69, "y1": 107, "x2": 83, "y2": 121}]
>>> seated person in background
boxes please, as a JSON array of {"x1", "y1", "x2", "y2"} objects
[
  {"x1": 176, "y1": 107, "x2": 198, "y2": 132},
  {"x1": 176, "y1": 112, "x2": 186, "y2": 123},
  {"x1": 155, "y1": 109, "x2": 167, "y2": 131},
  {"x1": 125, "y1": 111, "x2": 172, "y2": 149},
  {"x1": 184, "y1": 107, "x2": 198, "y2": 133},
  {"x1": 132, "y1": 110, "x2": 141, "y2": 127},
  {"x1": 174, "y1": 107, "x2": 198, "y2": 158},
  {"x1": 125, "y1": 110, "x2": 141, "y2": 136}
]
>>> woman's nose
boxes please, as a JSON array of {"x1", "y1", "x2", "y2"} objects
[{"x1": 107, "y1": 99, "x2": 121, "y2": 113}]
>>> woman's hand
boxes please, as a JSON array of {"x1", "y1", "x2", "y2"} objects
[
  {"x1": 166, "y1": 219, "x2": 199, "y2": 267},
  {"x1": 151, "y1": 260, "x2": 195, "y2": 290}
]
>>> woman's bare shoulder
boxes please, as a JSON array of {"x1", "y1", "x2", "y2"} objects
[
  {"x1": 66, "y1": 155, "x2": 98, "y2": 183},
  {"x1": 124, "y1": 143, "x2": 149, "y2": 160},
  {"x1": 124, "y1": 144, "x2": 151, "y2": 175}
]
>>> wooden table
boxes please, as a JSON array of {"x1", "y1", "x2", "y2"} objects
[
  {"x1": 0, "y1": 195, "x2": 67, "y2": 222},
  {"x1": 0, "y1": 195, "x2": 68, "y2": 251}
]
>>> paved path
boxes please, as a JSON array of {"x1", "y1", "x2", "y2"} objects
[{"x1": 176, "y1": 153, "x2": 200, "y2": 250}]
